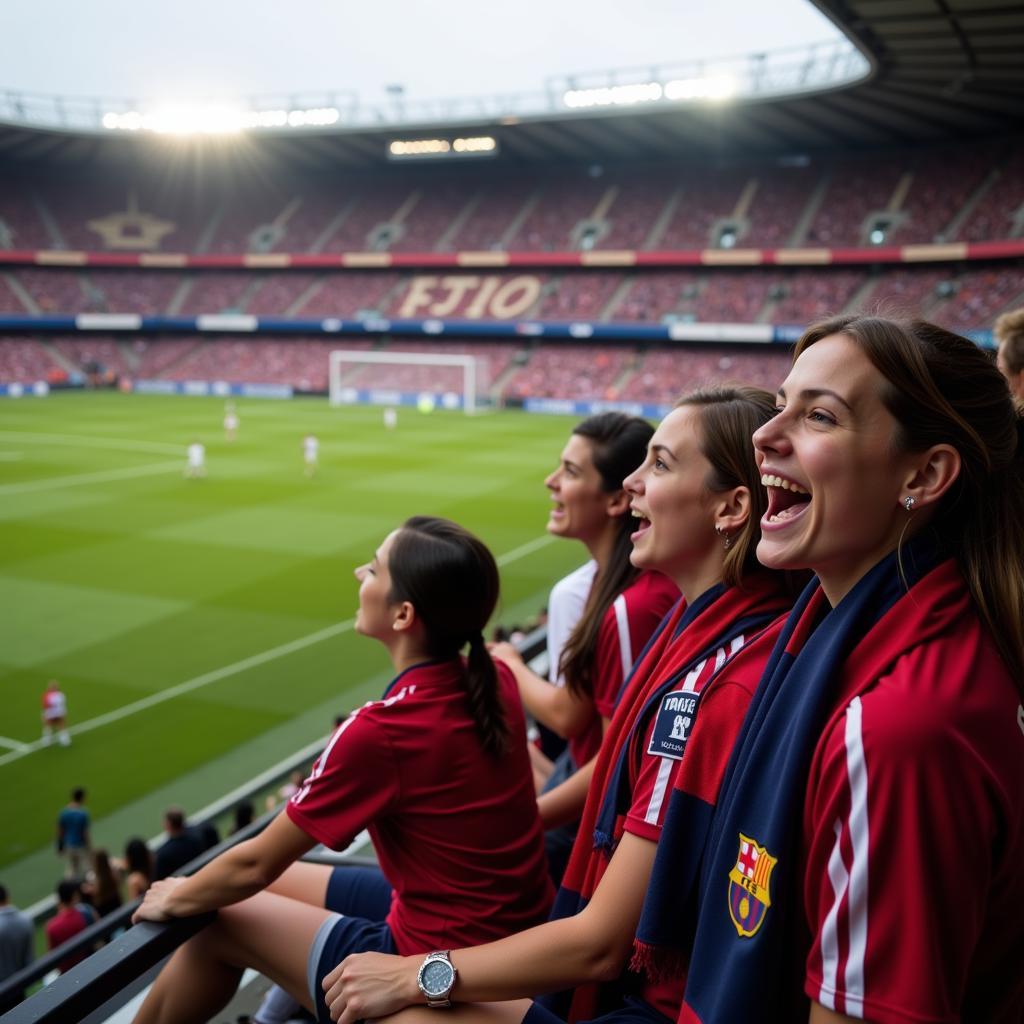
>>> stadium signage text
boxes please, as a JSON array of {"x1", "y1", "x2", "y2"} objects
[{"x1": 398, "y1": 275, "x2": 541, "y2": 320}]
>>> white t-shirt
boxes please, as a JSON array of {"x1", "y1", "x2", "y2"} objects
[
  {"x1": 546, "y1": 560, "x2": 597, "y2": 686},
  {"x1": 224, "y1": 413, "x2": 239, "y2": 431},
  {"x1": 303, "y1": 436, "x2": 319, "y2": 461},
  {"x1": 187, "y1": 443, "x2": 205, "y2": 467}
]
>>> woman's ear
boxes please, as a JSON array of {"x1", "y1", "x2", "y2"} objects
[
  {"x1": 391, "y1": 600, "x2": 417, "y2": 633},
  {"x1": 605, "y1": 488, "x2": 631, "y2": 518},
  {"x1": 714, "y1": 486, "x2": 751, "y2": 537},
  {"x1": 901, "y1": 444, "x2": 961, "y2": 510}
]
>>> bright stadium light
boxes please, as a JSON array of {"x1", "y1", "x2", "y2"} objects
[
  {"x1": 664, "y1": 75, "x2": 737, "y2": 101},
  {"x1": 563, "y1": 82, "x2": 663, "y2": 109},
  {"x1": 101, "y1": 105, "x2": 339, "y2": 134},
  {"x1": 562, "y1": 75, "x2": 736, "y2": 110},
  {"x1": 388, "y1": 136, "x2": 497, "y2": 159}
]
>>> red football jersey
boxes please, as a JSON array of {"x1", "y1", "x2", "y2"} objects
[
  {"x1": 570, "y1": 570, "x2": 680, "y2": 768},
  {"x1": 803, "y1": 566, "x2": 1024, "y2": 1022},
  {"x1": 288, "y1": 658, "x2": 553, "y2": 954}
]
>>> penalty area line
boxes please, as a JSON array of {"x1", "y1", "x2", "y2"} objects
[{"x1": 0, "y1": 535, "x2": 555, "y2": 769}]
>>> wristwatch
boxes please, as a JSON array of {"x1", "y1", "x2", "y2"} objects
[{"x1": 417, "y1": 950, "x2": 457, "y2": 1008}]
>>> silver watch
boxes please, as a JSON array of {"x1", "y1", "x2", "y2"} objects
[{"x1": 417, "y1": 950, "x2": 457, "y2": 1008}]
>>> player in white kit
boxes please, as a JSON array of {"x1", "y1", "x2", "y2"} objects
[
  {"x1": 185, "y1": 441, "x2": 206, "y2": 478},
  {"x1": 303, "y1": 434, "x2": 319, "y2": 477}
]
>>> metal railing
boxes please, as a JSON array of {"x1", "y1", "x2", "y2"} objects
[
  {"x1": 0, "y1": 40, "x2": 868, "y2": 135},
  {"x1": 0, "y1": 626, "x2": 548, "y2": 1023}
]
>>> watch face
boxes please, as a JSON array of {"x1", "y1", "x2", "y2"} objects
[{"x1": 422, "y1": 959, "x2": 453, "y2": 996}]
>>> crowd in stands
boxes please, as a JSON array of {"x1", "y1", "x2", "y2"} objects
[
  {"x1": 1, "y1": 140, "x2": 1022, "y2": 259},
  {"x1": 2, "y1": 263, "x2": 1021, "y2": 333}
]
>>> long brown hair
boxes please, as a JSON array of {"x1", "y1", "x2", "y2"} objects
[
  {"x1": 558, "y1": 413, "x2": 655, "y2": 700},
  {"x1": 797, "y1": 315, "x2": 1024, "y2": 685},
  {"x1": 387, "y1": 516, "x2": 507, "y2": 755},
  {"x1": 674, "y1": 386, "x2": 779, "y2": 588}
]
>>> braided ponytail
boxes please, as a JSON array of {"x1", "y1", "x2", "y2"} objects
[
  {"x1": 388, "y1": 517, "x2": 509, "y2": 756},
  {"x1": 464, "y1": 632, "x2": 508, "y2": 756}
]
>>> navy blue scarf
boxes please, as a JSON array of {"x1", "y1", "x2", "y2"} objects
[
  {"x1": 674, "y1": 538, "x2": 941, "y2": 1022},
  {"x1": 540, "y1": 576, "x2": 793, "y2": 1021}
]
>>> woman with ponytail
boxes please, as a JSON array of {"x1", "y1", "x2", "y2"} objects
[
  {"x1": 319, "y1": 388, "x2": 801, "y2": 1024},
  {"x1": 491, "y1": 412, "x2": 679, "y2": 882},
  {"x1": 132, "y1": 517, "x2": 553, "y2": 1024},
  {"x1": 672, "y1": 317, "x2": 1024, "y2": 1023}
]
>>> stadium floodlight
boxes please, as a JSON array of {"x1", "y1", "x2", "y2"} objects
[
  {"x1": 664, "y1": 75, "x2": 736, "y2": 101},
  {"x1": 563, "y1": 82, "x2": 663, "y2": 109},
  {"x1": 388, "y1": 136, "x2": 497, "y2": 159},
  {"x1": 329, "y1": 350, "x2": 481, "y2": 415},
  {"x1": 101, "y1": 105, "x2": 340, "y2": 135},
  {"x1": 563, "y1": 75, "x2": 736, "y2": 110}
]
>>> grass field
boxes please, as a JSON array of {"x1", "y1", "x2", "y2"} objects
[{"x1": 0, "y1": 392, "x2": 586, "y2": 903}]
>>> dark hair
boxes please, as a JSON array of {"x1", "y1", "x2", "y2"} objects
[
  {"x1": 124, "y1": 837, "x2": 153, "y2": 878},
  {"x1": 387, "y1": 516, "x2": 506, "y2": 756},
  {"x1": 559, "y1": 412, "x2": 655, "y2": 699},
  {"x1": 89, "y1": 849, "x2": 120, "y2": 911},
  {"x1": 71, "y1": 787, "x2": 85, "y2": 803},
  {"x1": 797, "y1": 315, "x2": 1024, "y2": 685},
  {"x1": 164, "y1": 808, "x2": 185, "y2": 831},
  {"x1": 57, "y1": 879, "x2": 78, "y2": 904},
  {"x1": 994, "y1": 307, "x2": 1024, "y2": 375},
  {"x1": 233, "y1": 800, "x2": 255, "y2": 832},
  {"x1": 0, "y1": 884, "x2": 8, "y2": 903},
  {"x1": 674, "y1": 386, "x2": 779, "y2": 588}
]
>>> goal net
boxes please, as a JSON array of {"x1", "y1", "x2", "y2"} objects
[{"x1": 328, "y1": 349, "x2": 481, "y2": 414}]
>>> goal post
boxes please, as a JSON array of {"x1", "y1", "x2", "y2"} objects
[{"x1": 328, "y1": 349, "x2": 480, "y2": 414}]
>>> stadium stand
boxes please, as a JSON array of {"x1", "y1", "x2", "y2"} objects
[
  {"x1": 958, "y1": 144, "x2": 1024, "y2": 243},
  {"x1": 0, "y1": 337, "x2": 63, "y2": 382},
  {"x1": 83, "y1": 271, "x2": 182, "y2": 316},
  {"x1": 51, "y1": 337, "x2": 131, "y2": 378},
  {"x1": 293, "y1": 271, "x2": 401, "y2": 317},
  {"x1": 2, "y1": 143, "x2": 1023, "y2": 267},
  {"x1": 502, "y1": 344, "x2": 632, "y2": 401},
  {"x1": 617, "y1": 345, "x2": 795, "y2": 405}
]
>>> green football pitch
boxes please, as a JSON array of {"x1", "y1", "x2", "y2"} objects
[{"x1": 0, "y1": 392, "x2": 588, "y2": 903}]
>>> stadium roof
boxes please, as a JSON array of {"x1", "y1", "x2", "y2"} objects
[{"x1": 0, "y1": 0, "x2": 1021, "y2": 169}]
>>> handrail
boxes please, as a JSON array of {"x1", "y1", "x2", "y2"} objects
[{"x1": 0, "y1": 627, "x2": 548, "y2": 1023}]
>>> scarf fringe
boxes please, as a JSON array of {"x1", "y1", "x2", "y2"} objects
[{"x1": 629, "y1": 939, "x2": 689, "y2": 983}]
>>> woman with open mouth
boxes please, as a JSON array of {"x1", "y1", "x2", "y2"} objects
[
  {"x1": 319, "y1": 386, "x2": 803, "y2": 1024},
  {"x1": 673, "y1": 316, "x2": 1024, "y2": 1023},
  {"x1": 490, "y1": 412, "x2": 678, "y2": 885}
]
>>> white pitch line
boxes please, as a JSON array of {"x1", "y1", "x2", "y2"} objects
[
  {"x1": 0, "y1": 430, "x2": 185, "y2": 456},
  {"x1": 0, "y1": 460, "x2": 182, "y2": 496},
  {"x1": 0, "y1": 618, "x2": 357, "y2": 770},
  {"x1": 495, "y1": 533, "x2": 555, "y2": 566},
  {"x1": 0, "y1": 736, "x2": 29, "y2": 751},
  {"x1": 0, "y1": 534, "x2": 557, "y2": 770}
]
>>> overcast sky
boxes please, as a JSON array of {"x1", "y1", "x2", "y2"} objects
[{"x1": 2, "y1": 0, "x2": 841, "y2": 105}]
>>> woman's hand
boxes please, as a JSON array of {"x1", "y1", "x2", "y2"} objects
[
  {"x1": 322, "y1": 951, "x2": 421, "y2": 1024},
  {"x1": 488, "y1": 641, "x2": 524, "y2": 670},
  {"x1": 132, "y1": 876, "x2": 188, "y2": 924}
]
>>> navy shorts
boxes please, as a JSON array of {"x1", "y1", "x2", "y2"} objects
[
  {"x1": 524, "y1": 997, "x2": 673, "y2": 1024},
  {"x1": 308, "y1": 914, "x2": 398, "y2": 1024},
  {"x1": 324, "y1": 864, "x2": 393, "y2": 918},
  {"x1": 308, "y1": 866, "x2": 397, "y2": 1024}
]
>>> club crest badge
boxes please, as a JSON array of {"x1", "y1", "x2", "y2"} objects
[{"x1": 727, "y1": 833, "x2": 777, "y2": 938}]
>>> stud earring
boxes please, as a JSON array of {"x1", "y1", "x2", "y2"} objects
[{"x1": 903, "y1": 496, "x2": 916, "y2": 511}]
